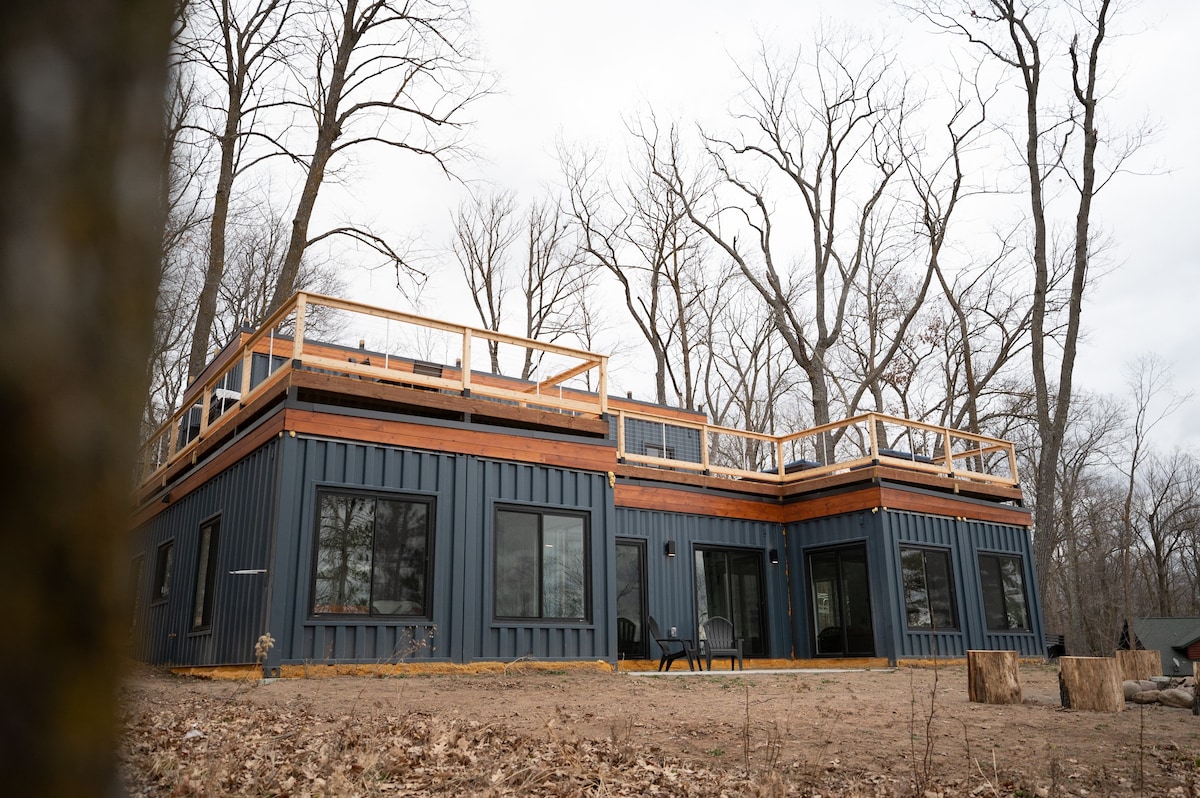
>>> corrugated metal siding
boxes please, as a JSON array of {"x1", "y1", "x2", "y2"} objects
[
  {"x1": 786, "y1": 511, "x2": 887, "y2": 660},
  {"x1": 130, "y1": 437, "x2": 281, "y2": 666},
  {"x1": 614, "y1": 506, "x2": 789, "y2": 659},
  {"x1": 277, "y1": 437, "x2": 457, "y2": 664},
  {"x1": 469, "y1": 458, "x2": 608, "y2": 661},
  {"x1": 614, "y1": 416, "x2": 704, "y2": 465},
  {"x1": 881, "y1": 511, "x2": 1043, "y2": 658},
  {"x1": 968, "y1": 519, "x2": 1044, "y2": 656},
  {"x1": 882, "y1": 512, "x2": 968, "y2": 658}
]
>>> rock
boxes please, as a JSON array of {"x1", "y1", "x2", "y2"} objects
[
  {"x1": 1131, "y1": 691, "x2": 1160, "y2": 704},
  {"x1": 1124, "y1": 680, "x2": 1160, "y2": 700},
  {"x1": 1158, "y1": 688, "x2": 1194, "y2": 709}
]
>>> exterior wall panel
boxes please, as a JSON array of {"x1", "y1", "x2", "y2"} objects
[
  {"x1": 471, "y1": 458, "x2": 610, "y2": 662},
  {"x1": 278, "y1": 437, "x2": 457, "y2": 665},
  {"x1": 614, "y1": 505, "x2": 789, "y2": 659},
  {"x1": 785, "y1": 511, "x2": 887, "y2": 660},
  {"x1": 131, "y1": 438, "x2": 281, "y2": 666}
]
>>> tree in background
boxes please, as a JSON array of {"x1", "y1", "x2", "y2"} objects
[
  {"x1": 183, "y1": 0, "x2": 295, "y2": 379},
  {"x1": 908, "y1": 0, "x2": 1145, "y2": 639},
  {"x1": 564, "y1": 132, "x2": 712, "y2": 409},
  {"x1": 267, "y1": 0, "x2": 488, "y2": 314}
]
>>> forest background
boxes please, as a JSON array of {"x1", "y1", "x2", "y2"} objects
[{"x1": 154, "y1": 0, "x2": 1200, "y2": 659}]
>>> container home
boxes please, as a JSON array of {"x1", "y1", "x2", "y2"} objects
[{"x1": 129, "y1": 293, "x2": 1043, "y2": 673}]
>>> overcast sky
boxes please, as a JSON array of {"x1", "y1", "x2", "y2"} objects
[{"x1": 334, "y1": 0, "x2": 1200, "y2": 447}]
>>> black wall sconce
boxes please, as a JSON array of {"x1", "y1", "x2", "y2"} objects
[
  {"x1": 769, "y1": 548, "x2": 779, "y2": 564},
  {"x1": 665, "y1": 540, "x2": 677, "y2": 557}
]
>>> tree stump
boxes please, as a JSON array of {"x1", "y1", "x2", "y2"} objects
[
  {"x1": 1059, "y1": 657, "x2": 1123, "y2": 712},
  {"x1": 1194, "y1": 663, "x2": 1198, "y2": 717},
  {"x1": 1115, "y1": 649, "x2": 1161, "y2": 681},
  {"x1": 967, "y1": 650, "x2": 1022, "y2": 704}
]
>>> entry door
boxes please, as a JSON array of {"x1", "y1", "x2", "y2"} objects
[
  {"x1": 694, "y1": 547, "x2": 766, "y2": 656},
  {"x1": 615, "y1": 540, "x2": 647, "y2": 659},
  {"x1": 808, "y1": 544, "x2": 875, "y2": 656}
]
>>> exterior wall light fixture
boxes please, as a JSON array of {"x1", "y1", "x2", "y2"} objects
[
  {"x1": 664, "y1": 540, "x2": 676, "y2": 557},
  {"x1": 769, "y1": 548, "x2": 779, "y2": 564}
]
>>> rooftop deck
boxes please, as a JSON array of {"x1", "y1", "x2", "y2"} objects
[{"x1": 136, "y1": 293, "x2": 1020, "y2": 501}]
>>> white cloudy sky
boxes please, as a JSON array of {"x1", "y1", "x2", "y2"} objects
[{"x1": 333, "y1": 0, "x2": 1200, "y2": 446}]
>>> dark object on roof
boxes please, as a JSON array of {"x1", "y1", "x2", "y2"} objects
[{"x1": 878, "y1": 448, "x2": 935, "y2": 465}]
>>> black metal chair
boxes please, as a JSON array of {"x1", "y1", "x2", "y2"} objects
[
  {"x1": 617, "y1": 616, "x2": 638, "y2": 656},
  {"x1": 701, "y1": 616, "x2": 744, "y2": 670},
  {"x1": 648, "y1": 615, "x2": 696, "y2": 671}
]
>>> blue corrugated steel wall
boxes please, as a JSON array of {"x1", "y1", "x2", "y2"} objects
[
  {"x1": 270, "y1": 435, "x2": 612, "y2": 665},
  {"x1": 880, "y1": 511, "x2": 1043, "y2": 657},
  {"x1": 271, "y1": 436, "x2": 457, "y2": 664},
  {"x1": 786, "y1": 511, "x2": 887, "y2": 659},
  {"x1": 785, "y1": 508, "x2": 1043, "y2": 662},
  {"x1": 130, "y1": 436, "x2": 281, "y2": 666},
  {"x1": 615, "y1": 505, "x2": 790, "y2": 658}
]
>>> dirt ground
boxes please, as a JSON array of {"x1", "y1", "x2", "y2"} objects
[{"x1": 120, "y1": 662, "x2": 1200, "y2": 796}]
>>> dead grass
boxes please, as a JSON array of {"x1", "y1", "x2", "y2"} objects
[{"x1": 120, "y1": 662, "x2": 1200, "y2": 796}]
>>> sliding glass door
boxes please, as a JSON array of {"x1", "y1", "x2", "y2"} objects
[
  {"x1": 807, "y1": 544, "x2": 875, "y2": 657},
  {"x1": 693, "y1": 547, "x2": 766, "y2": 656}
]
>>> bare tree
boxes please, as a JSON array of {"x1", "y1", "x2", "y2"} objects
[
  {"x1": 183, "y1": 0, "x2": 295, "y2": 378},
  {"x1": 1130, "y1": 450, "x2": 1200, "y2": 616},
  {"x1": 214, "y1": 199, "x2": 347, "y2": 342},
  {"x1": 908, "y1": 0, "x2": 1144, "y2": 632},
  {"x1": 564, "y1": 135, "x2": 711, "y2": 409},
  {"x1": 652, "y1": 38, "x2": 947, "y2": 457},
  {"x1": 519, "y1": 199, "x2": 589, "y2": 380},
  {"x1": 451, "y1": 189, "x2": 517, "y2": 373},
  {"x1": 1115, "y1": 356, "x2": 1187, "y2": 632},
  {"x1": 267, "y1": 0, "x2": 487, "y2": 314}
]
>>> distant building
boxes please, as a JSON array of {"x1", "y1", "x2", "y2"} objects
[
  {"x1": 1123, "y1": 617, "x2": 1200, "y2": 676},
  {"x1": 128, "y1": 293, "x2": 1044, "y2": 673}
]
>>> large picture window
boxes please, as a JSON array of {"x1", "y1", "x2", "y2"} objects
[
  {"x1": 495, "y1": 508, "x2": 588, "y2": 621},
  {"x1": 312, "y1": 491, "x2": 432, "y2": 617},
  {"x1": 978, "y1": 553, "x2": 1030, "y2": 631},
  {"x1": 192, "y1": 519, "x2": 220, "y2": 630},
  {"x1": 900, "y1": 546, "x2": 958, "y2": 630}
]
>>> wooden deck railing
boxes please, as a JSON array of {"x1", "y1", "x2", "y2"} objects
[
  {"x1": 135, "y1": 292, "x2": 609, "y2": 487},
  {"x1": 615, "y1": 409, "x2": 1019, "y2": 487},
  {"x1": 136, "y1": 293, "x2": 1019, "y2": 491}
]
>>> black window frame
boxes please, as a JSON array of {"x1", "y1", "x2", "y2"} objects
[
  {"x1": 899, "y1": 545, "x2": 959, "y2": 631},
  {"x1": 493, "y1": 506, "x2": 591, "y2": 623},
  {"x1": 309, "y1": 488, "x2": 435, "y2": 619},
  {"x1": 191, "y1": 517, "x2": 220, "y2": 632},
  {"x1": 151, "y1": 541, "x2": 174, "y2": 606},
  {"x1": 978, "y1": 552, "x2": 1031, "y2": 631}
]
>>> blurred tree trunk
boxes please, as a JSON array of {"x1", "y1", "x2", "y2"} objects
[{"x1": 0, "y1": 2, "x2": 169, "y2": 796}]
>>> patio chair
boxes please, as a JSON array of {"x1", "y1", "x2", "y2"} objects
[
  {"x1": 648, "y1": 615, "x2": 696, "y2": 671},
  {"x1": 701, "y1": 616, "x2": 744, "y2": 670}
]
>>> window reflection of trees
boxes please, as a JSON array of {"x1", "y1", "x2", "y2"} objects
[
  {"x1": 900, "y1": 547, "x2": 957, "y2": 630},
  {"x1": 979, "y1": 553, "x2": 1029, "y2": 631},
  {"x1": 495, "y1": 509, "x2": 587, "y2": 621},
  {"x1": 313, "y1": 493, "x2": 430, "y2": 616}
]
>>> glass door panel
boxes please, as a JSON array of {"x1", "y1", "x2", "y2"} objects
[
  {"x1": 807, "y1": 545, "x2": 875, "y2": 657},
  {"x1": 694, "y1": 547, "x2": 766, "y2": 656},
  {"x1": 615, "y1": 540, "x2": 647, "y2": 659}
]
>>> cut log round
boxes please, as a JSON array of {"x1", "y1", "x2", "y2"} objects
[
  {"x1": 1115, "y1": 649, "x2": 1161, "y2": 682},
  {"x1": 1059, "y1": 657, "x2": 1124, "y2": 712},
  {"x1": 967, "y1": 650, "x2": 1022, "y2": 705},
  {"x1": 1194, "y1": 663, "x2": 1199, "y2": 716}
]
